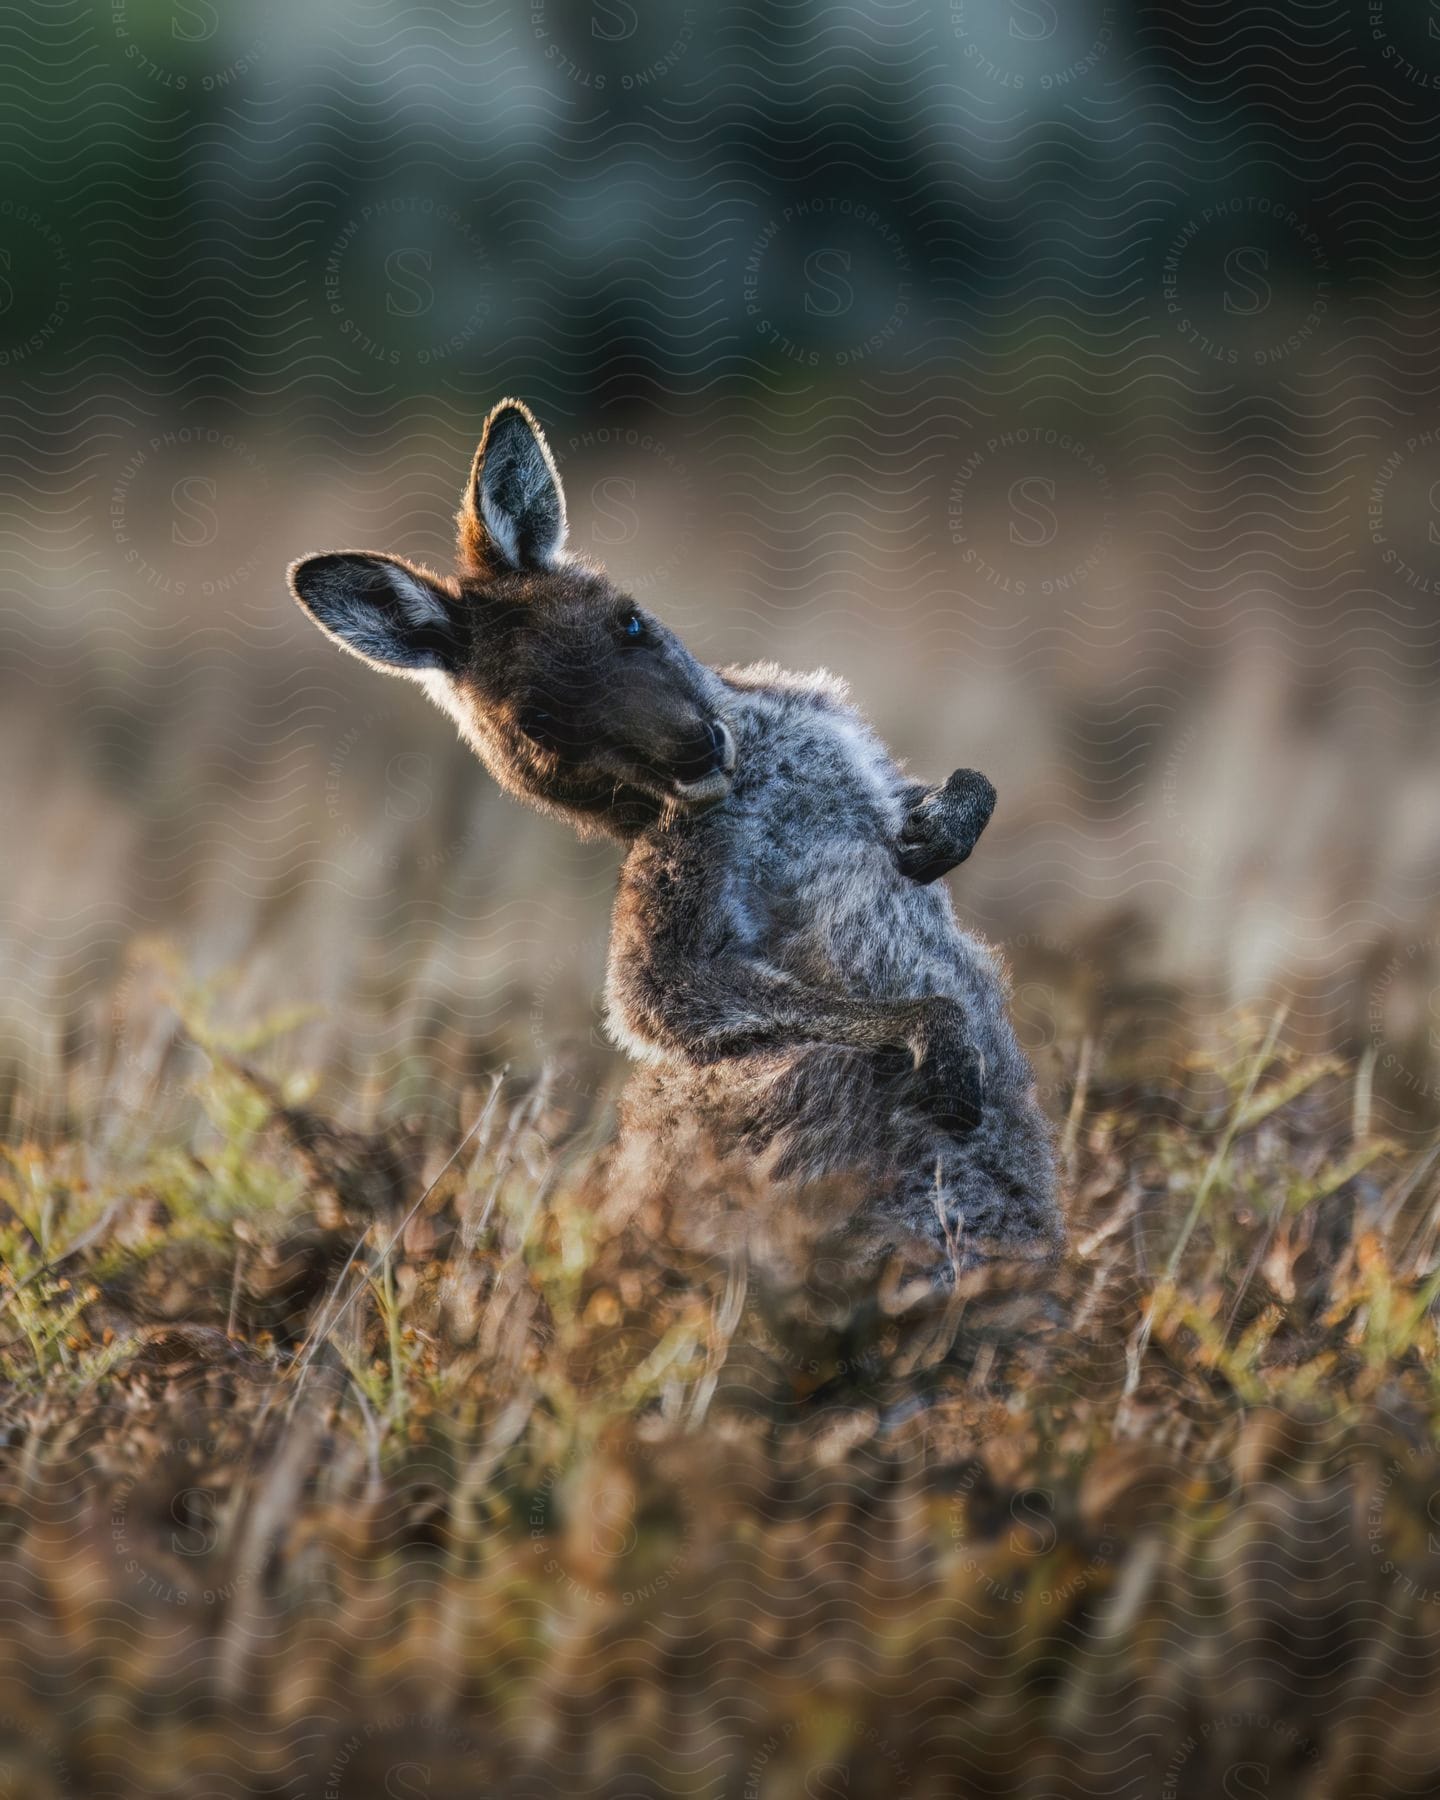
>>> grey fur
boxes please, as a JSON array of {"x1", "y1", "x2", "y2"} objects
[
  {"x1": 605, "y1": 665, "x2": 1060, "y2": 1264},
  {"x1": 288, "y1": 401, "x2": 1062, "y2": 1269},
  {"x1": 477, "y1": 403, "x2": 567, "y2": 570},
  {"x1": 290, "y1": 553, "x2": 461, "y2": 672}
]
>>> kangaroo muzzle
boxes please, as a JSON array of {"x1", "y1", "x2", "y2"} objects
[{"x1": 672, "y1": 718, "x2": 736, "y2": 806}]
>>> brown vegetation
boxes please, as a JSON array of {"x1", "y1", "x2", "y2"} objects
[{"x1": 1, "y1": 980, "x2": 1439, "y2": 1798}]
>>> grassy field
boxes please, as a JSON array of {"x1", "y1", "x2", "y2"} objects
[
  {"x1": 6, "y1": 0, "x2": 1440, "y2": 1792},
  {"x1": 2, "y1": 971, "x2": 1439, "y2": 1800}
]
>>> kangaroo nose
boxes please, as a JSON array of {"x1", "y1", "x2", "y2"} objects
[
  {"x1": 710, "y1": 718, "x2": 736, "y2": 774},
  {"x1": 672, "y1": 717, "x2": 736, "y2": 793}
]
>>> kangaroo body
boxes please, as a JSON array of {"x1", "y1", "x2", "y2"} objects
[
  {"x1": 288, "y1": 401, "x2": 1062, "y2": 1269},
  {"x1": 607, "y1": 664, "x2": 1060, "y2": 1258}
]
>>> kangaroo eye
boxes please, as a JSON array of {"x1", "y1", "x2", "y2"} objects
[
  {"x1": 518, "y1": 705, "x2": 558, "y2": 747},
  {"x1": 622, "y1": 613, "x2": 644, "y2": 641}
]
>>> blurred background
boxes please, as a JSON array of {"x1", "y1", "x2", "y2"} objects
[{"x1": 4, "y1": 0, "x2": 1440, "y2": 1142}]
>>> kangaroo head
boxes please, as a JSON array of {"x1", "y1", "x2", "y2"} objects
[{"x1": 289, "y1": 399, "x2": 735, "y2": 836}]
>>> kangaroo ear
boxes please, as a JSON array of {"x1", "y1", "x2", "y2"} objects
[
  {"x1": 288, "y1": 552, "x2": 465, "y2": 675},
  {"x1": 458, "y1": 398, "x2": 567, "y2": 575}
]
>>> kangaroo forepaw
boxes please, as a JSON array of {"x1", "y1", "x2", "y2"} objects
[
  {"x1": 880, "y1": 998, "x2": 984, "y2": 1136},
  {"x1": 915, "y1": 1033, "x2": 985, "y2": 1137},
  {"x1": 895, "y1": 768, "x2": 997, "y2": 885}
]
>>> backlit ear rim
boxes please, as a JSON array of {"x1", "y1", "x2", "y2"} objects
[
  {"x1": 288, "y1": 551, "x2": 463, "y2": 674},
  {"x1": 461, "y1": 398, "x2": 568, "y2": 574}
]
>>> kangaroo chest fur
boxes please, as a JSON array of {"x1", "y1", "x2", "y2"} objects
[{"x1": 606, "y1": 665, "x2": 1005, "y2": 1063}]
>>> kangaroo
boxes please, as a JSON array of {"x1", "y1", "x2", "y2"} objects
[{"x1": 289, "y1": 401, "x2": 1061, "y2": 1266}]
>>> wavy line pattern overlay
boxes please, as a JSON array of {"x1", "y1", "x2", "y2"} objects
[{"x1": 3, "y1": 3, "x2": 1440, "y2": 1796}]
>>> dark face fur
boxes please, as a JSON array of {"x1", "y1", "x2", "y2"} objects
[{"x1": 288, "y1": 401, "x2": 735, "y2": 834}]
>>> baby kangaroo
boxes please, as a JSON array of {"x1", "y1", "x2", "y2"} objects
[{"x1": 289, "y1": 401, "x2": 1061, "y2": 1266}]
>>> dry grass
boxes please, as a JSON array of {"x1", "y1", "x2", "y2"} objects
[{"x1": 2, "y1": 975, "x2": 1440, "y2": 1799}]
